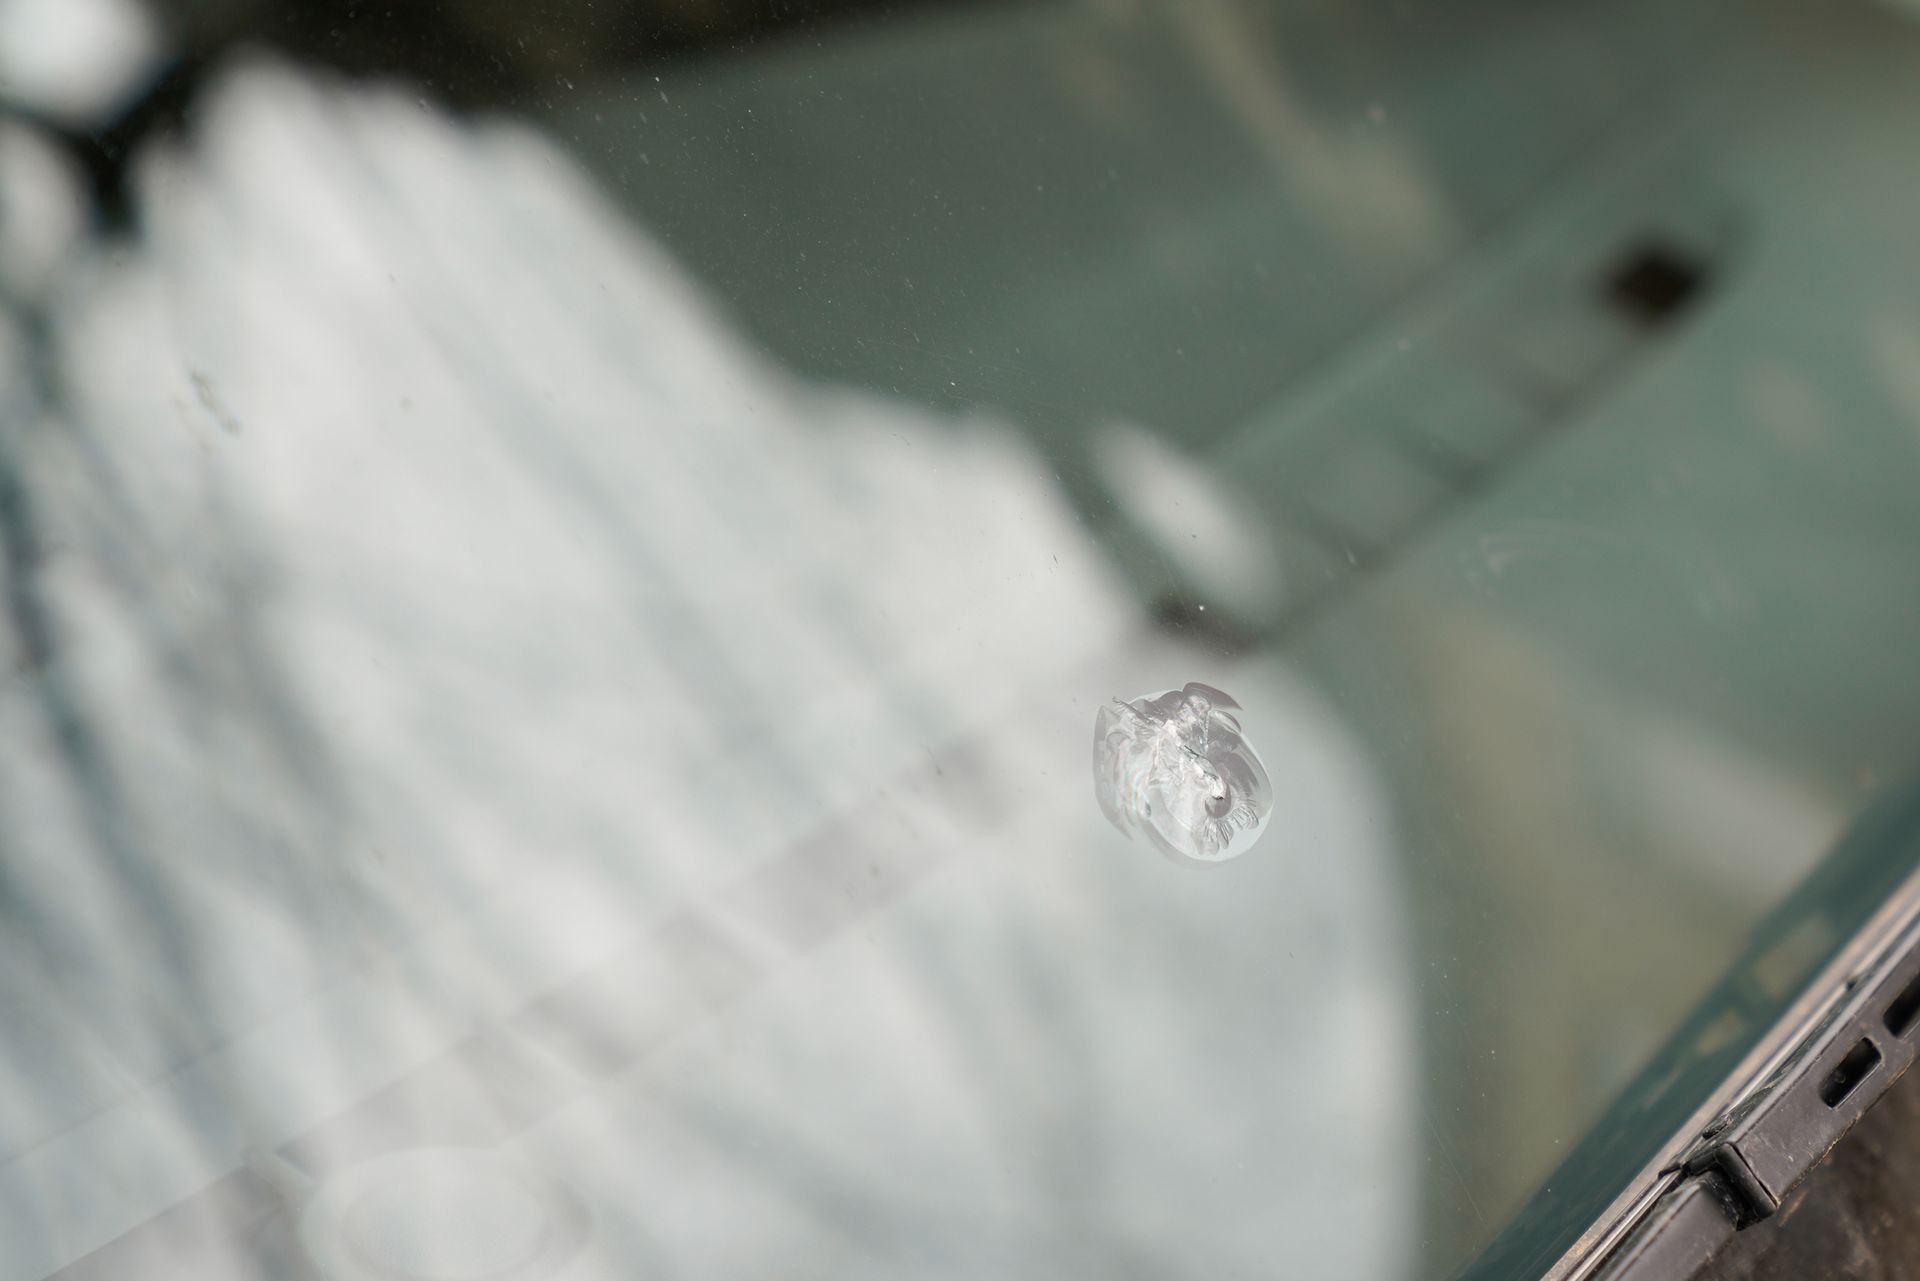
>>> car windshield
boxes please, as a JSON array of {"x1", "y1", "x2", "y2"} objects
[{"x1": 5, "y1": 0, "x2": 1920, "y2": 1278}]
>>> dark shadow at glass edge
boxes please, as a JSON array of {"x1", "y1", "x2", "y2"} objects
[{"x1": 1457, "y1": 780, "x2": 1920, "y2": 1281}]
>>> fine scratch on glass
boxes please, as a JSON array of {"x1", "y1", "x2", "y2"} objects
[{"x1": 1092, "y1": 682, "x2": 1273, "y2": 867}]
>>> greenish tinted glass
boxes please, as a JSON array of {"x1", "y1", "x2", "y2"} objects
[{"x1": 5, "y1": 0, "x2": 1920, "y2": 1278}]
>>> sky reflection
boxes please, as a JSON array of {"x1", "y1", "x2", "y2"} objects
[{"x1": 1, "y1": 62, "x2": 1416, "y2": 1281}]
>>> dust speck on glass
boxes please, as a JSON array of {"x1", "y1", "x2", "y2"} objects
[{"x1": 1093, "y1": 682, "x2": 1273, "y2": 866}]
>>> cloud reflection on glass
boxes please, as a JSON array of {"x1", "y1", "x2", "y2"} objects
[{"x1": 0, "y1": 59, "x2": 1416, "y2": 1281}]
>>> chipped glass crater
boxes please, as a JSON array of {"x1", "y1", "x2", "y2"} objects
[{"x1": 1092, "y1": 682, "x2": 1273, "y2": 867}]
